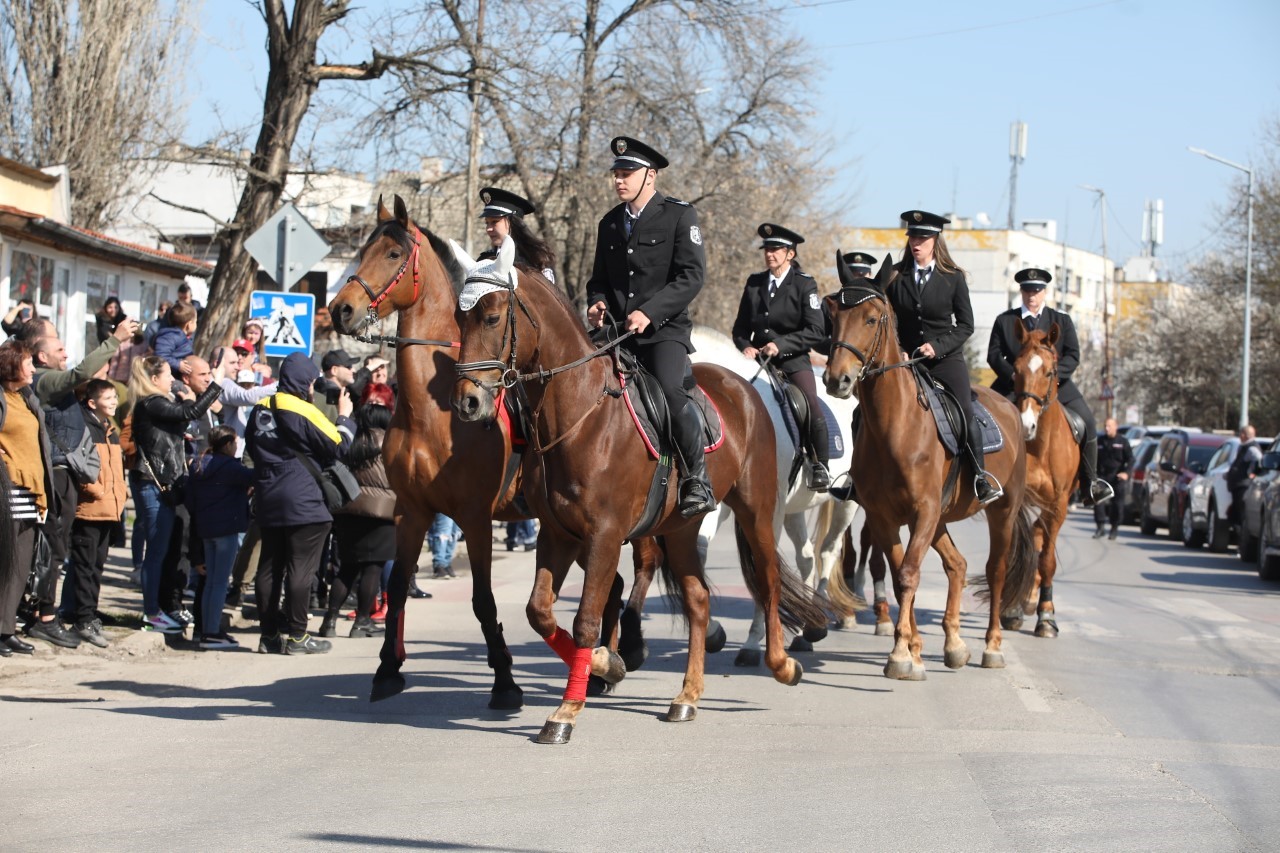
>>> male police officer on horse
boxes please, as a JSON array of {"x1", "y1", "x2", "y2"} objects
[
  {"x1": 586, "y1": 136, "x2": 715, "y2": 518},
  {"x1": 987, "y1": 267, "x2": 1113, "y2": 505}
]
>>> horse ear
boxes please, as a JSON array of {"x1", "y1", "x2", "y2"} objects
[
  {"x1": 496, "y1": 235, "x2": 516, "y2": 278},
  {"x1": 447, "y1": 238, "x2": 480, "y2": 274},
  {"x1": 1048, "y1": 321, "x2": 1061, "y2": 346},
  {"x1": 375, "y1": 195, "x2": 392, "y2": 222},
  {"x1": 875, "y1": 254, "x2": 895, "y2": 291},
  {"x1": 393, "y1": 195, "x2": 410, "y2": 227},
  {"x1": 1015, "y1": 318, "x2": 1028, "y2": 345},
  {"x1": 835, "y1": 250, "x2": 856, "y2": 288}
]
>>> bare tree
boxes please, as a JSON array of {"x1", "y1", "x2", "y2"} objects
[
  {"x1": 194, "y1": 0, "x2": 397, "y2": 352},
  {"x1": 0, "y1": 0, "x2": 194, "y2": 228}
]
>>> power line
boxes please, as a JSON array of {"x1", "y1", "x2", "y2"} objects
[{"x1": 813, "y1": 0, "x2": 1124, "y2": 49}]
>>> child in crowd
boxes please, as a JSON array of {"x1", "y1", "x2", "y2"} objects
[
  {"x1": 185, "y1": 425, "x2": 253, "y2": 650},
  {"x1": 67, "y1": 379, "x2": 128, "y2": 647},
  {"x1": 152, "y1": 302, "x2": 197, "y2": 377}
]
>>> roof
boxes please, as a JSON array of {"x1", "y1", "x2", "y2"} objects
[
  {"x1": 0, "y1": 155, "x2": 60, "y2": 185},
  {"x1": 0, "y1": 204, "x2": 212, "y2": 278}
]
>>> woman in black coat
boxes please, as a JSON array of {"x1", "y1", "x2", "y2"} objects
[
  {"x1": 319, "y1": 383, "x2": 397, "y2": 639},
  {"x1": 732, "y1": 223, "x2": 830, "y2": 490},
  {"x1": 128, "y1": 355, "x2": 223, "y2": 630},
  {"x1": 887, "y1": 209, "x2": 1000, "y2": 505},
  {"x1": 95, "y1": 297, "x2": 127, "y2": 345}
]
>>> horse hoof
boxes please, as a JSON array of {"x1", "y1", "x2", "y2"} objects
[
  {"x1": 666, "y1": 703, "x2": 697, "y2": 722},
  {"x1": 370, "y1": 671, "x2": 406, "y2": 703},
  {"x1": 705, "y1": 620, "x2": 727, "y2": 654},
  {"x1": 874, "y1": 621, "x2": 894, "y2": 637},
  {"x1": 944, "y1": 647, "x2": 971, "y2": 670},
  {"x1": 592, "y1": 647, "x2": 627, "y2": 684},
  {"x1": 981, "y1": 651, "x2": 1006, "y2": 669},
  {"x1": 734, "y1": 648, "x2": 761, "y2": 667},
  {"x1": 838, "y1": 615, "x2": 859, "y2": 631},
  {"x1": 884, "y1": 659, "x2": 926, "y2": 681},
  {"x1": 488, "y1": 686, "x2": 524, "y2": 710},
  {"x1": 802, "y1": 624, "x2": 828, "y2": 643},
  {"x1": 780, "y1": 658, "x2": 804, "y2": 686},
  {"x1": 535, "y1": 721, "x2": 574, "y2": 744},
  {"x1": 586, "y1": 675, "x2": 616, "y2": 697},
  {"x1": 1035, "y1": 620, "x2": 1059, "y2": 639},
  {"x1": 788, "y1": 636, "x2": 813, "y2": 653},
  {"x1": 1000, "y1": 615, "x2": 1024, "y2": 632}
]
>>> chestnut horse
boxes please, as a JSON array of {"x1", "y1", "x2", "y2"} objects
[
  {"x1": 452, "y1": 237, "x2": 826, "y2": 744},
  {"x1": 1005, "y1": 324, "x2": 1079, "y2": 638},
  {"x1": 327, "y1": 197, "x2": 660, "y2": 706},
  {"x1": 823, "y1": 253, "x2": 1039, "y2": 680}
]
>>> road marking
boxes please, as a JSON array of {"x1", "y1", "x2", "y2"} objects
[
  {"x1": 1149, "y1": 597, "x2": 1247, "y2": 623},
  {"x1": 1001, "y1": 645, "x2": 1053, "y2": 713}
]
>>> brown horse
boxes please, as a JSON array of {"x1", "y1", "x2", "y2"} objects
[
  {"x1": 823, "y1": 253, "x2": 1039, "y2": 680},
  {"x1": 1005, "y1": 324, "x2": 1079, "y2": 638},
  {"x1": 327, "y1": 196, "x2": 660, "y2": 706},
  {"x1": 451, "y1": 237, "x2": 826, "y2": 743}
]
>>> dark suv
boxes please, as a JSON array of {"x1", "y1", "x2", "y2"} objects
[{"x1": 1140, "y1": 429, "x2": 1231, "y2": 539}]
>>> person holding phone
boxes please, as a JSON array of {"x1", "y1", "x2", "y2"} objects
[{"x1": 2, "y1": 299, "x2": 36, "y2": 337}]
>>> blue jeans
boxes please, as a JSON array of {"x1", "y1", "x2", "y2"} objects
[
  {"x1": 430, "y1": 514, "x2": 462, "y2": 569},
  {"x1": 131, "y1": 474, "x2": 175, "y2": 616},
  {"x1": 507, "y1": 519, "x2": 536, "y2": 546},
  {"x1": 202, "y1": 533, "x2": 243, "y2": 636}
]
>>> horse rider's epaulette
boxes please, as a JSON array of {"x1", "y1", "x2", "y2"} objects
[
  {"x1": 796, "y1": 271, "x2": 814, "y2": 279},
  {"x1": 664, "y1": 196, "x2": 691, "y2": 206}
]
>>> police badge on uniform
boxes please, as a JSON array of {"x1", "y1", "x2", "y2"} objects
[
  {"x1": 690, "y1": 225, "x2": 702, "y2": 245},
  {"x1": 809, "y1": 293, "x2": 820, "y2": 310}
]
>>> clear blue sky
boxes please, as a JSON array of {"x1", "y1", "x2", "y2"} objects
[{"x1": 188, "y1": 0, "x2": 1280, "y2": 274}]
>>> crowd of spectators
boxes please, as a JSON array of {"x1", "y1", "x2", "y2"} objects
[{"x1": 0, "y1": 294, "x2": 500, "y2": 657}]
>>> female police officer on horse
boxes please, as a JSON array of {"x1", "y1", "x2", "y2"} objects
[
  {"x1": 732, "y1": 223, "x2": 830, "y2": 491},
  {"x1": 477, "y1": 187, "x2": 557, "y2": 282},
  {"x1": 889, "y1": 210, "x2": 1001, "y2": 506},
  {"x1": 585, "y1": 136, "x2": 714, "y2": 518}
]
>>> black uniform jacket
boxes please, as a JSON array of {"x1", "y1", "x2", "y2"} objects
[
  {"x1": 987, "y1": 306, "x2": 1083, "y2": 406},
  {"x1": 731, "y1": 267, "x2": 826, "y2": 373},
  {"x1": 1097, "y1": 433, "x2": 1134, "y2": 479},
  {"x1": 585, "y1": 195, "x2": 705, "y2": 349},
  {"x1": 886, "y1": 261, "x2": 975, "y2": 362}
]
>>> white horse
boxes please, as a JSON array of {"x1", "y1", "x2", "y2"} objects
[{"x1": 689, "y1": 327, "x2": 863, "y2": 666}]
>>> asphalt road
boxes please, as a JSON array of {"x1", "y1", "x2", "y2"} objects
[{"x1": 3, "y1": 508, "x2": 1278, "y2": 852}]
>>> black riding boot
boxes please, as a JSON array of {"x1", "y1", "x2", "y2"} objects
[
  {"x1": 807, "y1": 410, "x2": 831, "y2": 492},
  {"x1": 674, "y1": 399, "x2": 716, "y2": 518},
  {"x1": 968, "y1": 415, "x2": 1003, "y2": 506},
  {"x1": 1079, "y1": 431, "x2": 1114, "y2": 505}
]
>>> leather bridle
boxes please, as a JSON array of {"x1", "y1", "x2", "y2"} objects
[{"x1": 346, "y1": 224, "x2": 422, "y2": 327}]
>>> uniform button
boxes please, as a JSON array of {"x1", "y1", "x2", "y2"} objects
[
  {"x1": 628, "y1": 292, "x2": 634, "y2": 297},
  {"x1": 627, "y1": 248, "x2": 634, "y2": 254},
  {"x1": 630, "y1": 270, "x2": 635, "y2": 276}
]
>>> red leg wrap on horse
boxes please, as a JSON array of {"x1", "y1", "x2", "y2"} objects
[
  {"x1": 544, "y1": 627, "x2": 576, "y2": 665},
  {"x1": 563, "y1": 645, "x2": 593, "y2": 702}
]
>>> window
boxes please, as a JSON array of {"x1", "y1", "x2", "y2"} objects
[{"x1": 9, "y1": 249, "x2": 54, "y2": 308}]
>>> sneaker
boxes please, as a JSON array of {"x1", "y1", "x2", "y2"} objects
[
  {"x1": 257, "y1": 633, "x2": 283, "y2": 654},
  {"x1": 167, "y1": 608, "x2": 194, "y2": 627},
  {"x1": 74, "y1": 620, "x2": 110, "y2": 649},
  {"x1": 27, "y1": 619, "x2": 81, "y2": 649},
  {"x1": 432, "y1": 566, "x2": 449, "y2": 580},
  {"x1": 285, "y1": 633, "x2": 332, "y2": 655},
  {"x1": 200, "y1": 633, "x2": 240, "y2": 650},
  {"x1": 443, "y1": 565, "x2": 457, "y2": 579},
  {"x1": 144, "y1": 611, "x2": 184, "y2": 633}
]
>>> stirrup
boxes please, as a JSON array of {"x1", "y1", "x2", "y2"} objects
[
  {"x1": 1089, "y1": 479, "x2": 1115, "y2": 503},
  {"x1": 677, "y1": 479, "x2": 716, "y2": 518},
  {"x1": 827, "y1": 471, "x2": 857, "y2": 503},
  {"x1": 973, "y1": 471, "x2": 1004, "y2": 507}
]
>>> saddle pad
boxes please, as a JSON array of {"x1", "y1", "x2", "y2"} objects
[
  {"x1": 622, "y1": 371, "x2": 724, "y2": 461},
  {"x1": 924, "y1": 381, "x2": 1004, "y2": 457},
  {"x1": 753, "y1": 377, "x2": 846, "y2": 461}
]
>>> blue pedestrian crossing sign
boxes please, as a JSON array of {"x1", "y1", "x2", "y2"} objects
[{"x1": 250, "y1": 290, "x2": 315, "y2": 357}]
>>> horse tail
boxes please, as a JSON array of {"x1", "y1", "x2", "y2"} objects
[
  {"x1": 654, "y1": 539, "x2": 691, "y2": 629},
  {"x1": 815, "y1": 502, "x2": 865, "y2": 618},
  {"x1": 734, "y1": 521, "x2": 828, "y2": 634},
  {"x1": 971, "y1": 490, "x2": 1041, "y2": 616}
]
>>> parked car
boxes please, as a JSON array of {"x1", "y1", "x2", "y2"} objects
[
  {"x1": 1119, "y1": 424, "x2": 1182, "y2": 449},
  {"x1": 1140, "y1": 429, "x2": 1231, "y2": 540},
  {"x1": 1185, "y1": 437, "x2": 1274, "y2": 551},
  {"x1": 1258, "y1": 462, "x2": 1280, "y2": 581},
  {"x1": 1240, "y1": 451, "x2": 1280, "y2": 566},
  {"x1": 1123, "y1": 437, "x2": 1162, "y2": 524}
]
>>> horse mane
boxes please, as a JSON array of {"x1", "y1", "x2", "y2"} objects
[
  {"x1": 359, "y1": 218, "x2": 466, "y2": 297},
  {"x1": 519, "y1": 268, "x2": 593, "y2": 347}
]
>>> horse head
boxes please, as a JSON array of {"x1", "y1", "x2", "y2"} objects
[
  {"x1": 328, "y1": 195, "x2": 427, "y2": 335},
  {"x1": 1012, "y1": 323, "x2": 1061, "y2": 440},
  {"x1": 823, "y1": 252, "x2": 898, "y2": 399},
  {"x1": 452, "y1": 236, "x2": 525, "y2": 422}
]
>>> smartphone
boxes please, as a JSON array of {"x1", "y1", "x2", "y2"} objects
[
  {"x1": 19, "y1": 307, "x2": 31, "y2": 321},
  {"x1": 211, "y1": 347, "x2": 224, "y2": 369},
  {"x1": 325, "y1": 386, "x2": 340, "y2": 406}
]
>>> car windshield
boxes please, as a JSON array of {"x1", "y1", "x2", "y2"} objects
[{"x1": 1188, "y1": 446, "x2": 1219, "y2": 468}]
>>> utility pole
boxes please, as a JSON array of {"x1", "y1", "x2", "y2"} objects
[
  {"x1": 463, "y1": 0, "x2": 486, "y2": 255},
  {"x1": 1008, "y1": 121, "x2": 1027, "y2": 230},
  {"x1": 1080, "y1": 184, "x2": 1113, "y2": 419}
]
